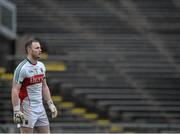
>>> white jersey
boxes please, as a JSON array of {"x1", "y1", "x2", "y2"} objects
[{"x1": 13, "y1": 58, "x2": 46, "y2": 109}]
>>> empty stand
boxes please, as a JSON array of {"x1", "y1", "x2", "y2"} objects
[{"x1": 4, "y1": 0, "x2": 180, "y2": 133}]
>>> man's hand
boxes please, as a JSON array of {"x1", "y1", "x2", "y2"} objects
[
  {"x1": 13, "y1": 110, "x2": 24, "y2": 124},
  {"x1": 47, "y1": 100, "x2": 58, "y2": 118}
]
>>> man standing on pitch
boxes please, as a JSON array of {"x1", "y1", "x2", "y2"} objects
[{"x1": 11, "y1": 38, "x2": 58, "y2": 133}]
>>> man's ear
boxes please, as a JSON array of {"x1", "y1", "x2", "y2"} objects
[{"x1": 27, "y1": 47, "x2": 31, "y2": 54}]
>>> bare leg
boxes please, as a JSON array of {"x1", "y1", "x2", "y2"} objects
[
  {"x1": 35, "y1": 125, "x2": 50, "y2": 134},
  {"x1": 20, "y1": 127, "x2": 33, "y2": 133}
]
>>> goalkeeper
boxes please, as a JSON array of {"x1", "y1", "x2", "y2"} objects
[{"x1": 11, "y1": 38, "x2": 58, "y2": 133}]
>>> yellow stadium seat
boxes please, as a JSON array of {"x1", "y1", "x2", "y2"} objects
[
  {"x1": 110, "y1": 125, "x2": 123, "y2": 133},
  {"x1": 96, "y1": 119, "x2": 110, "y2": 125},
  {"x1": 52, "y1": 96, "x2": 62, "y2": 102},
  {"x1": 83, "y1": 113, "x2": 98, "y2": 120},
  {"x1": 71, "y1": 108, "x2": 86, "y2": 115},
  {"x1": 1, "y1": 73, "x2": 13, "y2": 80},
  {"x1": 0, "y1": 67, "x2": 6, "y2": 74},
  {"x1": 46, "y1": 61, "x2": 66, "y2": 71},
  {"x1": 60, "y1": 102, "x2": 74, "y2": 109}
]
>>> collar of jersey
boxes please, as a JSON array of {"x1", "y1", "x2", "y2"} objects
[{"x1": 26, "y1": 58, "x2": 37, "y2": 65}]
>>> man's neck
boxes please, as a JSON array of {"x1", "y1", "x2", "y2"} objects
[{"x1": 27, "y1": 56, "x2": 37, "y2": 65}]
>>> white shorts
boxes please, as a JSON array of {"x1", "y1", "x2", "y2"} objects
[{"x1": 20, "y1": 104, "x2": 49, "y2": 128}]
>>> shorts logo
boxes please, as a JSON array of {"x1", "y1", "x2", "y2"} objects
[{"x1": 25, "y1": 120, "x2": 28, "y2": 125}]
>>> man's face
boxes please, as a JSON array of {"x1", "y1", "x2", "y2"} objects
[{"x1": 29, "y1": 41, "x2": 42, "y2": 59}]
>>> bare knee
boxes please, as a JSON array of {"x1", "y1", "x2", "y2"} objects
[
  {"x1": 35, "y1": 125, "x2": 50, "y2": 134},
  {"x1": 20, "y1": 127, "x2": 33, "y2": 133}
]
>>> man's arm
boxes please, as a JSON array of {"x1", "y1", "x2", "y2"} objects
[
  {"x1": 11, "y1": 80, "x2": 21, "y2": 110},
  {"x1": 42, "y1": 79, "x2": 52, "y2": 102},
  {"x1": 42, "y1": 79, "x2": 58, "y2": 118},
  {"x1": 11, "y1": 80, "x2": 24, "y2": 123}
]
